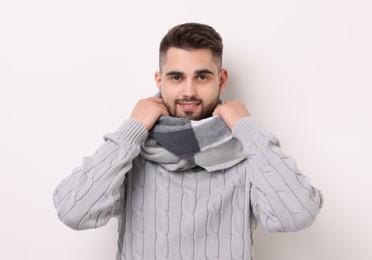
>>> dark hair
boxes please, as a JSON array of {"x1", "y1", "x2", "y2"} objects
[{"x1": 159, "y1": 22, "x2": 223, "y2": 70}]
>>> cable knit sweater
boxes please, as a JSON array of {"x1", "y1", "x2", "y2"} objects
[{"x1": 53, "y1": 117, "x2": 323, "y2": 260}]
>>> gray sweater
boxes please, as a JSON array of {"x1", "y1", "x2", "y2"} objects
[{"x1": 53, "y1": 117, "x2": 323, "y2": 260}]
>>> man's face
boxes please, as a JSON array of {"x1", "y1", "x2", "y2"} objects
[{"x1": 155, "y1": 47, "x2": 228, "y2": 120}]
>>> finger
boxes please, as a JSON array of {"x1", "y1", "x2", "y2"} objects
[
  {"x1": 150, "y1": 97, "x2": 165, "y2": 103},
  {"x1": 159, "y1": 104, "x2": 170, "y2": 116},
  {"x1": 212, "y1": 105, "x2": 221, "y2": 116}
]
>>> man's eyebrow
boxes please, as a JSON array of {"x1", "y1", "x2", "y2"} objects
[
  {"x1": 165, "y1": 69, "x2": 214, "y2": 77},
  {"x1": 195, "y1": 69, "x2": 214, "y2": 75},
  {"x1": 165, "y1": 71, "x2": 184, "y2": 77}
]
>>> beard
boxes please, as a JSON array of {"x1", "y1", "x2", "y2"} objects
[{"x1": 161, "y1": 93, "x2": 220, "y2": 121}]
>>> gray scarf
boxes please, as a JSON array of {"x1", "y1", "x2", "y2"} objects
[{"x1": 140, "y1": 115, "x2": 246, "y2": 172}]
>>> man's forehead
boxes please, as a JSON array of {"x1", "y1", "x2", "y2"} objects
[
  {"x1": 161, "y1": 51, "x2": 218, "y2": 74},
  {"x1": 165, "y1": 47, "x2": 215, "y2": 62}
]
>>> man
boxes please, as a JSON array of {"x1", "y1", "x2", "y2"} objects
[{"x1": 54, "y1": 23, "x2": 323, "y2": 260}]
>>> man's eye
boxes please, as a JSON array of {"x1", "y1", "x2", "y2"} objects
[
  {"x1": 170, "y1": 76, "x2": 181, "y2": 80},
  {"x1": 198, "y1": 75, "x2": 208, "y2": 80}
]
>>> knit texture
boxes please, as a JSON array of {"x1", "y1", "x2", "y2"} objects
[
  {"x1": 143, "y1": 115, "x2": 246, "y2": 171},
  {"x1": 53, "y1": 117, "x2": 323, "y2": 260}
]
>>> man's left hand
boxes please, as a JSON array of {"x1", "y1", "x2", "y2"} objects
[{"x1": 212, "y1": 101, "x2": 251, "y2": 129}]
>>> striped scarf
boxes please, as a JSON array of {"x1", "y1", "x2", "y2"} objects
[{"x1": 140, "y1": 115, "x2": 246, "y2": 172}]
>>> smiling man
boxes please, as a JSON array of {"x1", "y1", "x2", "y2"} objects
[
  {"x1": 156, "y1": 47, "x2": 226, "y2": 120},
  {"x1": 54, "y1": 23, "x2": 323, "y2": 260}
]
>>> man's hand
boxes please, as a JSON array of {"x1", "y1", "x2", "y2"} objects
[
  {"x1": 130, "y1": 97, "x2": 169, "y2": 131},
  {"x1": 212, "y1": 101, "x2": 251, "y2": 129}
]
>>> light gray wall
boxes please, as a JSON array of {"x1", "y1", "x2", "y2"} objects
[{"x1": 1, "y1": 0, "x2": 371, "y2": 259}]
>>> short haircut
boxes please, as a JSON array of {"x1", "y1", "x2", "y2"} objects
[{"x1": 159, "y1": 22, "x2": 223, "y2": 70}]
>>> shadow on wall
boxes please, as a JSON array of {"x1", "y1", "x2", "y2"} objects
[
  {"x1": 221, "y1": 55, "x2": 260, "y2": 104},
  {"x1": 253, "y1": 223, "x2": 324, "y2": 260}
]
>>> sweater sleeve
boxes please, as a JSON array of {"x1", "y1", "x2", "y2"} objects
[
  {"x1": 232, "y1": 117, "x2": 323, "y2": 232},
  {"x1": 53, "y1": 119, "x2": 148, "y2": 230}
]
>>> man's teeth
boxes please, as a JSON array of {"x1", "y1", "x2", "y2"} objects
[{"x1": 178, "y1": 102, "x2": 198, "y2": 106}]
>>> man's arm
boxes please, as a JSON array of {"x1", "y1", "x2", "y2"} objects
[
  {"x1": 214, "y1": 102, "x2": 323, "y2": 232},
  {"x1": 53, "y1": 97, "x2": 168, "y2": 230}
]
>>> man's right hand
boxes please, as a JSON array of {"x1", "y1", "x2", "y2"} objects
[{"x1": 130, "y1": 97, "x2": 169, "y2": 131}]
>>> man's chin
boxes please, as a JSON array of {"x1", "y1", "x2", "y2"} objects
[
  {"x1": 170, "y1": 105, "x2": 215, "y2": 120},
  {"x1": 176, "y1": 111, "x2": 211, "y2": 121}
]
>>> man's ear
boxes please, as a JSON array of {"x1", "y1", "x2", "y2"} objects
[
  {"x1": 219, "y1": 69, "x2": 228, "y2": 93},
  {"x1": 155, "y1": 71, "x2": 162, "y2": 91}
]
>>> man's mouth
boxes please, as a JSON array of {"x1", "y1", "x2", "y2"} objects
[{"x1": 177, "y1": 101, "x2": 201, "y2": 111}]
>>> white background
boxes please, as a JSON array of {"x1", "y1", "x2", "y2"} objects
[{"x1": 1, "y1": 0, "x2": 371, "y2": 259}]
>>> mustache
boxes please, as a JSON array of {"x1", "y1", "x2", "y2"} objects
[{"x1": 176, "y1": 97, "x2": 202, "y2": 103}]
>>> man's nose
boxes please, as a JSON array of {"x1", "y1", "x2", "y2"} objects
[{"x1": 183, "y1": 79, "x2": 197, "y2": 97}]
